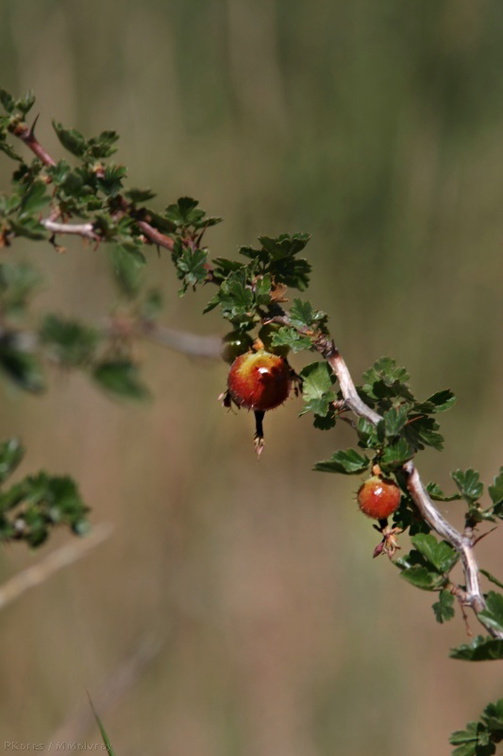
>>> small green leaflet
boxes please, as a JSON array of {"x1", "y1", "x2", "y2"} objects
[
  {"x1": 432, "y1": 589, "x2": 455, "y2": 623},
  {"x1": 289, "y1": 299, "x2": 327, "y2": 331},
  {"x1": 450, "y1": 635, "x2": 503, "y2": 662},
  {"x1": 478, "y1": 592, "x2": 503, "y2": 635},
  {"x1": 410, "y1": 533, "x2": 458, "y2": 574},
  {"x1": 314, "y1": 448, "x2": 370, "y2": 475},
  {"x1": 488, "y1": 468, "x2": 503, "y2": 516},
  {"x1": 270, "y1": 326, "x2": 312, "y2": 354},
  {"x1": 300, "y1": 361, "x2": 336, "y2": 418},
  {"x1": 452, "y1": 469, "x2": 484, "y2": 504}
]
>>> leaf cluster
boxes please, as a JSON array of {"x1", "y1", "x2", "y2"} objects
[
  {"x1": 0, "y1": 438, "x2": 88, "y2": 547},
  {"x1": 0, "y1": 261, "x2": 151, "y2": 400},
  {"x1": 205, "y1": 238, "x2": 313, "y2": 332},
  {"x1": 358, "y1": 357, "x2": 456, "y2": 465},
  {"x1": 396, "y1": 532, "x2": 458, "y2": 595},
  {"x1": 312, "y1": 357, "x2": 456, "y2": 477},
  {"x1": 450, "y1": 699, "x2": 503, "y2": 756}
]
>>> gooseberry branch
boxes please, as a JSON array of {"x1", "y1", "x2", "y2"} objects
[
  {"x1": 8, "y1": 113, "x2": 501, "y2": 641},
  {"x1": 310, "y1": 332, "x2": 499, "y2": 636}
]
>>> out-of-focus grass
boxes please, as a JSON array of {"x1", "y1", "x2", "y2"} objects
[{"x1": 1, "y1": 1, "x2": 503, "y2": 754}]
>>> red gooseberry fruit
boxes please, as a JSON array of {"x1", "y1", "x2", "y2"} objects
[
  {"x1": 357, "y1": 476, "x2": 401, "y2": 520},
  {"x1": 227, "y1": 349, "x2": 291, "y2": 412}
]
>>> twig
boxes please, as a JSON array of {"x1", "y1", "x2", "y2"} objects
[
  {"x1": 0, "y1": 522, "x2": 114, "y2": 612},
  {"x1": 139, "y1": 321, "x2": 222, "y2": 359},
  {"x1": 12, "y1": 118, "x2": 56, "y2": 168},
  {"x1": 41, "y1": 219, "x2": 100, "y2": 241},
  {"x1": 136, "y1": 219, "x2": 175, "y2": 252}
]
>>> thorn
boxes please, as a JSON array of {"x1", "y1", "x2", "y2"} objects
[
  {"x1": 28, "y1": 113, "x2": 40, "y2": 139},
  {"x1": 473, "y1": 526, "x2": 498, "y2": 546}
]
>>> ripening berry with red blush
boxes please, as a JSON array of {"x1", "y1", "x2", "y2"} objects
[
  {"x1": 227, "y1": 349, "x2": 291, "y2": 412},
  {"x1": 357, "y1": 476, "x2": 401, "y2": 520}
]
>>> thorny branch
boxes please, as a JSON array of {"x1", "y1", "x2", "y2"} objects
[
  {"x1": 313, "y1": 334, "x2": 501, "y2": 638},
  {"x1": 10, "y1": 115, "x2": 501, "y2": 640},
  {"x1": 10, "y1": 117, "x2": 179, "y2": 254}
]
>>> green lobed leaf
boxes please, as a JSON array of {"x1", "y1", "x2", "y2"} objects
[
  {"x1": 165, "y1": 196, "x2": 205, "y2": 227},
  {"x1": 15, "y1": 91, "x2": 36, "y2": 117},
  {"x1": 52, "y1": 121, "x2": 88, "y2": 158},
  {"x1": 176, "y1": 247, "x2": 208, "y2": 292},
  {"x1": 240, "y1": 234, "x2": 311, "y2": 290},
  {"x1": 432, "y1": 589, "x2": 455, "y2": 623},
  {"x1": 363, "y1": 357, "x2": 410, "y2": 388},
  {"x1": 207, "y1": 269, "x2": 255, "y2": 327},
  {"x1": 411, "y1": 533, "x2": 458, "y2": 573},
  {"x1": 313, "y1": 412, "x2": 336, "y2": 430},
  {"x1": 396, "y1": 545, "x2": 449, "y2": 589},
  {"x1": 300, "y1": 361, "x2": 335, "y2": 395},
  {"x1": 450, "y1": 636, "x2": 503, "y2": 662},
  {"x1": 356, "y1": 417, "x2": 380, "y2": 448},
  {"x1": 488, "y1": 468, "x2": 503, "y2": 515},
  {"x1": 93, "y1": 360, "x2": 150, "y2": 401},
  {"x1": 0, "y1": 471, "x2": 89, "y2": 547},
  {"x1": 414, "y1": 389, "x2": 456, "y2": 414},
  {"x1": 254, "y1": 273, "x2": 272, "y2": 307},
  {"x1": 211, "y1": 258, "x2": 245, "y2": 283},
  {"x1": 19, "y1": 180, "x2": 51, "y2": 215},
  {"x1": 427, "y1": 481, "x2": 463, "y2": 502},
  {"x1": 0, "y1": 88, "x2": 15, "y2": 113},
  {"x1": 380, "y1": 438, "x2": 414, "y2": 470},
  {"x1": 478, "y1": 592, "x2": 503, "y2": 634},
  {"x1": 314, "y1": 449, "x2": 370, "y2": 475},
  {"x1": 404, "y1": 414, "x2": 444, "y2": 452},
  {"x1": 96, "y1": 164, "x2": 127, "y2": 197},
  {"x1": 270, "y1": 326, "x2": 312, "y2": 353},
  {"x1": 125, "y1": 187, "x2": 157, "y2": 203},
  {"x1": 450, "y1": 722, "x2": 494, "y2": 756},
  {"x1": 399, "y1": 565, "x2": 442, "y2": 590},
  {"x1": 382, "y1": 404, "x2": 409, "y2": 437},
  {"x1": 87, "y1": 130, "x2": 119, "y2": 159},
  {"x1": 258, "y1": 233, "x2": 310, "y2": 260},
  {"x1": 482, "y1": 699, "x2": 503, "y2": 732},
  {"x1": 289, "y1": 298, "x2": 327, "y2": 331},
  {"x1": 300, "y1": 361, "x2": 336, "y2": 419},
  {"x1": 452, "y1": 469, "x2": 484, "y2": 504}
]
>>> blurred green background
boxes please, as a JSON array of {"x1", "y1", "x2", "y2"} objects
[{"x1": 1, "y1": 1, "x2": 503, "y2": 753}]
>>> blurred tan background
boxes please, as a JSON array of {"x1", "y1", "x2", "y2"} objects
[{"x1": 1, "y1": 1, "x2": 503, "y2": 754}]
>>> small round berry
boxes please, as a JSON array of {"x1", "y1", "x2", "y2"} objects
[
  {"x1": 357, "y1": 476, "x2": 401, "y2": 520},
  {"x1": 227, "y1": 349, "x2": 291, "y2": 411},
  {"x1": 221, "y1": 330, "x2": 254, "y2": 365}
]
